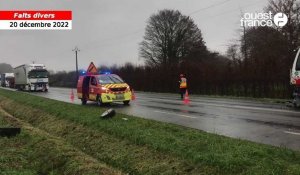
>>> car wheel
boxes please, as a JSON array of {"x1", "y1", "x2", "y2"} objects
[
  {"x1": 97, "y1": 95, "x2": 102, "y2": 106},
  {"x1": 81, "y1": 98, "x2": 87, "y2": 105},
  {"x1": 123, "y1": 100, "x2": 130, "y2": 105}
]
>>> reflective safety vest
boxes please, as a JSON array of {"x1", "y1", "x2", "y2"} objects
[{"x1": 180, "y1": 77, "x2": 187, "y2": 88}]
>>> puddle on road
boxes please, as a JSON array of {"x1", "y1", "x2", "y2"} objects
[
  {"x1": 147, "y1": 100, "x2": 200, "y2": 107},
  {"x1": 139, "y1": 104, "x2": 300, "y2": 131},
  {"x1": 139, "y1": 104, "x2": 217, "y2": 118},
  {"x1": 244, "y1": 118, "x2": 300, "y2": 130}
]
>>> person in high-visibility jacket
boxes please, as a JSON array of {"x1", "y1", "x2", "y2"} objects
[{"x1": 179, "y1": 74, "x2": 187, "y2": 99}]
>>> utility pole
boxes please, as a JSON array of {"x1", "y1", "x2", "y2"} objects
[
  {"x1": 239, "y1": 8, "x2": 247, "y2": 61},
  {"x1": 72, "y1": 46, "x2": 80, "y2": 81},
  {"x1": 243, "y1": 23, "x2": 247, "y2": 62}
]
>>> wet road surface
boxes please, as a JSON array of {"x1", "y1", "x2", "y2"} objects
[{"x1": 3, "y1": 87, "x2": 300, "y2": 150}]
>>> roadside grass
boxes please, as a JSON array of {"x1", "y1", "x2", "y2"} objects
[
  {"x1": 0, "y1": 115, "x2": 36, "y2": 175},
  {"x1": 0, "y1": 95, "x2": 215, "y2": 174},
  {"x1": 0, "y1": 113, "x2": 11, "y2": 127},
  {"x1": 0, "y1": 108, "x2": 122, "y2": 175},
  {"x1": 0, "y1": 89, "x2": 299, "y2": 174}
]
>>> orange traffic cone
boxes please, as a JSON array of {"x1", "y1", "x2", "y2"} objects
[
  {"x1": 131, "y1": 89, "x2": 136, "y2": 100},
  {"x1": 183, "y1": 90, "x2": 190, "y2": 105},
  {"x1": 70, "y1": 89, "x2": 75, "y2": 102}
]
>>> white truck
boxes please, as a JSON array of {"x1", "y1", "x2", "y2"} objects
[
  {"x1": 291, "y1": 48, "x2": 300, "y2": 107},
  {"x1": 14, "y1": 64, "x2": 49, "y2": 92},
  {"x1": 0, "y1": 73, "x2": 15, "y2": 88}
]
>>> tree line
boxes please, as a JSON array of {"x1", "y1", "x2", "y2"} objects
[{"x1": 49, "y1": 0, "x2": 300, "y2": 99}]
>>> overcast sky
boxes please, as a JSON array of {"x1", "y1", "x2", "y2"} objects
[{"x1": 0, "y1": 0, "x2": 269, "y2": 71}]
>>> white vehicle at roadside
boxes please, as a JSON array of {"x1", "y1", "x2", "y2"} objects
[
  {"x1": 0, "y1": 73, "x2": 14, "y2": 88},
  {"x1": 291, "y1": 48, "x2": 300, "y2": 107},
  {"x1": 14, "y1": 64, "x2": 49, "y2": 92}
]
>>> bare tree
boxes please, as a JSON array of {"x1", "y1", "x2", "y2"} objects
[
  {"x1": 226, "y1": 44, "x2": 241, "y2": 63},
  {"x1": 239, "y1": 26, "x2": 291, "y2": 97},
  {"x1": 140, "y1": 9, "x2": 207, "y2": 68},
  {"x1": 0, "y1": 63, "x2": 13, "y2": 73},
  {"x1": 267, "y1": 0, "x2": 300, "y2": 49}
]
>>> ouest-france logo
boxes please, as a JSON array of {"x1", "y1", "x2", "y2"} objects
[{"x1": 241, "y1": 12, "x2": 288, "y2": 27}]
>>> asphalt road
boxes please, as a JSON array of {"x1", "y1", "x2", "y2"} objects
[{"x1": 4, "y1": 87, "x2": 300, "y2": 150}]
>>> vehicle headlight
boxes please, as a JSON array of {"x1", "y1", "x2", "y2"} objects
[{"x1": 101, "y1": 87, "x2": 109, "y2": 93}]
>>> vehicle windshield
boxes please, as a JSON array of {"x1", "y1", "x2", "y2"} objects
[
  {"x1": 297, "y1": 53, "x2": 300, "y2": 70},
  {"x1": 28, "y1": 70, "x2": 48, "y2": 78},
  {"x1": 98, "y1": 74, "x2": 124, "y2": 84}
]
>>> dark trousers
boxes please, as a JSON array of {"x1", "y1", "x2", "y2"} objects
[{"x1": 180, "y1": 88, "x2": 187, "y2": 99}]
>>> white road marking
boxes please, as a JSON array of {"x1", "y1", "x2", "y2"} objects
[
  {"x1": 284, "y1": 131, "x2": 300, "y2": 136},
  {"x1": 154, "y1": 110, "x2": 197, "y2": 119}
]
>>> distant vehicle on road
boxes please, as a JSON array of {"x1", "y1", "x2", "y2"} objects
[
  {"x1": 77, "y1": 62, "x2": 132, "y2": 105},
  {"x1": 0, "y1": 73, "x2": 15, "y2": 88},
  {"x1": 291, "y1": 48, "x2": 300, "y2": 107},
  {"x1": 14, "y1": 64, "x2": 49, "y2": 92}
]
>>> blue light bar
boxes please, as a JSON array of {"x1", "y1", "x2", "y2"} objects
[
  {"x1": 80, "y1": 70, "x2": 86, "y2": 75},
  {"x1": 100, "y1": 71, "x2": 111, "y2": 75}
]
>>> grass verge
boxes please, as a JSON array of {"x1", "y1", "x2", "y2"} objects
[
  {"x1": 0, "y1": 112, "x2": 35, "y2": 175},
  {"x1": 0, "y1": 89, "x2": 299, "y2": 174},
  {"x1": 0, "y1": 108, "x2": 121, "y2": 175}
]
